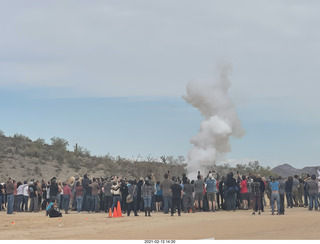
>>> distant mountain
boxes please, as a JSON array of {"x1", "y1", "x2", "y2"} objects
[{"x1": 271, "y1": 163, "x2": 320, "y2": 178}]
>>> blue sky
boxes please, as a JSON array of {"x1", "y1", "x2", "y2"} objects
[{"x1": 1, "y1": 1, "x2": 320, "y2": 168}]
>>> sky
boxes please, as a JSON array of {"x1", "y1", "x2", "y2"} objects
[{"x1": 1, "y1": 0, "x2": 320, "y2": 169}]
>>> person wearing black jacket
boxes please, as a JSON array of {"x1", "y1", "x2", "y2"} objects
[
  {"x1": 137, "y1": 178, "x2": 144, "y2": 211},
  {"x1": 49, "y1": 178, "x2": 59, "y2": 204},
  {"x1": 170, "y1": 177, "x2": 183, "y2": 216},
  {"x1": 226, "y1": 172, "x2": 237, "y2": 211},
  {"x1": 285, "y1": 176, "x2": 294, "y2": 208},
  {"x1": 257, "y1": 175, "x2": 266, "y2": 212},
  {"x1": 120, "y1": 180, "x2": 128, "y2": 213},
  {"x1": 219, "y1": 176, "x2": 225, "y2": 210},
  {"x1": 81, "y1": 174, "x2": 90, "y2": 211}
]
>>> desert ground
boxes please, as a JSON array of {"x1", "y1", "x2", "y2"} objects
[{"x1": 1, "y1": 206, "x2": 320, "y2": 240}]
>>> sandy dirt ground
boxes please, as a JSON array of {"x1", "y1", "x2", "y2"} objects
[{"x1": 1, "y1": 206, "x2": 320, "y2": 240}]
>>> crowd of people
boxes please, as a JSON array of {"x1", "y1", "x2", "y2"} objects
[{"x1": 1, "y1": 170, "x2": 320, "y2": 217}]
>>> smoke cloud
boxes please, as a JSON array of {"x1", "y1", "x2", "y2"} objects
[{"x1": 183, "y1": 65, "x2": 245, "y2": 178}]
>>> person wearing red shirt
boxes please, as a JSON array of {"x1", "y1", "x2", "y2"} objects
[{"x1": 240, "y1": 175, "x2": 249, "y2": 210}]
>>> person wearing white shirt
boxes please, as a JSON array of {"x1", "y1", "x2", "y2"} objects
[{"x1": 17, "y1": 181, "x2": 28, "y2": 212}]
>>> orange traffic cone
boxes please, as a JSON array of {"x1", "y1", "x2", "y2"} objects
[
  {"x1": 117, "y1": 201, "x2": 122, "y2": 217},
  {"x1": 113, "y1": 207, "x2": 118, "y2": 218},
  {"x1": 108, "y1": 208, "x2": 112, "y2": 218}
]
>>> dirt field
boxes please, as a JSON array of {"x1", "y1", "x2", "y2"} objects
[{"x1": 1, "y1": 206, "x2": 320, "y2": 240}]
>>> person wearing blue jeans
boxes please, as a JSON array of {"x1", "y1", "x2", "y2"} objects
[
  {"x1": 6, "y1": 178, "x2": 15, "y2": 214},
  {"x1": 7, "y1": 194, "x2": 14, "y2": 214},
  {"x1": 92, "y1": 195, "x2": 99, "y2": 212},
  {"x1": 62, "y1": 194, "x2": 70, "y2": 214},
  {"x1": 306, "y1": 174, "x2": 319, "y2": 211},
  {"x1": 270, "y1": 178, "x2": 280, "y2": 215},
  {"x1": 141, "y1": 177, "x2": 155, "y2": 217},
  {"x1": 76, "y1": 196, "x2": 83, "y2": 213},
  {"x1": 163, "y1": 196, "x2": 172, "y2": 214},
  {"x1": 143, "y1": 195, "x2": 152, "y2": 216},
  {"x1": 160, "y1": 173, "x2": 173, "y2": 214}
]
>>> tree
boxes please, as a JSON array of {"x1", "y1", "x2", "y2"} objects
[
  {"x1": 74, "y1": 144, "x2": 91, "y2": 157},
  {"x1": 51, "y1": 137, "x2": 69, "y2": 151},
  {"x1": 51, "y1": 137, "x2": 69, "y2": 164},
  {"x1": 146, "y1": 154, "x2": 156, "y2": 163},
  {"x1": 160, "y1": 155, "x2": 168, "y2": 164}
]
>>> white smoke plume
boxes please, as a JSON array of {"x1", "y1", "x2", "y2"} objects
[{"x1": 183, "y1": 65, "x2": 245, "y2": 178}]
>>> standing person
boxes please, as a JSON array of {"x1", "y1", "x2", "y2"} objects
[
  {"x1": 251, "y1": 175, "x2": 261, "y2": 215},
  {"x1": 261, "y1": 177, "x2": 267, "y2": 209},
  {"x1": 58, "y1": 181, "x2": 63, "y2": 209},
  {"x1": 22, "y1": 180, "x2": 29, "y2": 212},
  {"x1": 137, "y1": 177, "x2": 144, "y2": 212},
  {"x1": 148, "y1": 174, "x2": 156, "y2": 212},
  {"x1": 0, "y1": 182, "x2": 5, "y2": 212},
  {"x1": 103, "y1": 178, "x2": 113, "y2": 213},
  {"x1": 170, "y1": 176, "x2": 183, "y2": 216},
  {"x1": 6, "y1": 178, "x2": 15, "y2": 214},
  {"x1": 68, "y1": 177, "x2": 76, "y2": 211},
  {"x1": 160, "y1": 173, "x2": 172, "y2": 214},
  {"x1": 298, "y1": 178, "x2": 305, "y2": 207},
  {"x1": 246, "y1": 175, "x2": 253, "y2": 209},
  {"x1": 36, "y1": 180, "x2": 42, "y2": 211},
  {"x1": 85, "y1": 180, "x2": 93, "y2": 213},
  {"x1": 120, "y1": 180, "x2": 128, "y2": 213},
  {"x1": 13, "y1": 180, "x2": 17, "y2": 212},
  {"x1": 127, "y1": 180, "x2": 138, "y2": 216},
  {"x1": 155, "y1": 181, "x2": 163, "y2": 212},
  {"x1": 91, "y1": 178, "x2": 100, "y2": 213},
  {"x1": 81, "y1": 174, "x2": 90, "y2": 211},
  {"x1": 218, "y1": 176, "x2": 225, "y2": 210},
  {"x1": 258, "y1": 175, "x2": 266, "y2": 212},
  {"x1": 110, "y1": 179, "x2": 121, "y2": 212},
  {"x1": 285, "y1": 176, "x2": 294, "y2": 208},
  {"x1": 318, "y1": 179, "x2": 320, "y2": 206},
  {"x1": 278, "y1": 176, "x2": 286, "y2": 215},
  {"x1": 49, "y1": 178, "x2": 60, "y2": 206},
  {"x1": 62, "y1": 181, "x2": 72, "y2": 214},
  {"x1": 41, "y1": 179, "x2": 48, "y2": 210},
  {"x1": 205, "y1": 173, "x2": 217, "y2": 212},
  {"x1": 269, "y1": 177, "x2": 280, "y2": 215},
  {"x1": 141, "y1": 177, "x2": 155, "y2": 217},
  {"x1": 306, "y1": 174, "x2": 319, "y2": 211},
  {"x1": 226, "y1": 172, "x2": 237, "y2": 211},
  {"x1": 29, "y1": 181, "x2": 38, "y2": 212},
  {"x1": 292, "y1": 175, "x2": 299, "y2": 207},
  {"x1": 304, "y1": 174, "x2": 310, "y2": 208},
  {"x1": 194, "y1": 174, "x2": 204, "y2": 211},
  {"x1": 99, "y1": 178, "x2": 104, "y2": 212},
  {"x1": 16, "y1": 181, "x2": 28, "y2": 212},
  {"x1": 240, "y1": 175, "x2": 249, "y2": 210},
  {"x1": 183, "y1": 179, "x2": 195, "y2": 213},
  {"x1": 75, "y1": 181, "x2": 84, "y2": 213}
]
